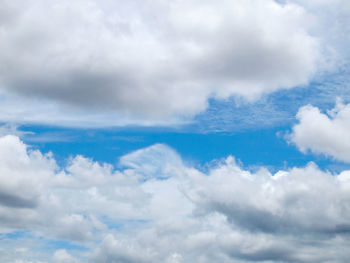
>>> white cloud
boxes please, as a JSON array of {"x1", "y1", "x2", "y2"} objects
[
  {"x1": 90, "y1": 234, "x2": 156, "y2": 263},
  {"x1": 294, "y1": 0, "x2": 350, "y2": 58},
  {"x1": 119, "y1": 144, "x2": 185, "y2": 179},
  {"x1": 53, "y1": 250, "x2": 79, "y2": 263},
  {"x1": 0, "y1": 0, "x2": 319, "y2": 121},
  {"x1": 291, "y1": 100, "x2": 350, "y2": 162},
  {"x1": 2, "y1": 136, "x2": 350, "y2": 262},
  {"x1": 0, "y1": 135, "x2": 56, "y2": 211},
  {"x1": 187, "y1": 158, "x2": 350, "y2": 235}
]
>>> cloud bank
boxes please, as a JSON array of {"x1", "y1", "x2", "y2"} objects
[
  {"x1": 0, "y1": 0, "x2": 319, "y2": 119},
  {"x1": 1, "y1": 136, "x2": 350, "y2": 262}
]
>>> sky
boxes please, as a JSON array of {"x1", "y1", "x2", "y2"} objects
[{"x1": 1, "y1": 0, "x2": 350, "y2": 262}]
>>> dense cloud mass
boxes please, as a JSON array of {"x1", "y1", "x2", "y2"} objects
[
  {"x1": 291, "y1": 101, "x2": 350, "y2": 163},
  {"x1": 0, "y1": 0, "x2": 319, "y2": 118},
  {"x1": 1, "y1": 135, "x2": 350, "y2": 262}
]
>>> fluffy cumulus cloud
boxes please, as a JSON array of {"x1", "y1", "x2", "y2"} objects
[
  {"x1": 0, "y1": 0, "x2": 319, "y2": 120},
  {"x1": 2, "y1": 135, "x2": 350, "y2": 262},
  {"x1": 291, "y1": 100, "x2": 350, "y2": 163}
]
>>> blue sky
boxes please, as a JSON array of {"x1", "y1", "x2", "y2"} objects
[
  {"x1": 19, "y1": 122, "x2": 350, "y2": 174},
  {"x1": 1, "y1": 1, "x2": 350, "y2": 262}
]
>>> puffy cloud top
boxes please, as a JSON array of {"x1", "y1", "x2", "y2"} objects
[
  {"x1": 291, "y1": 101, "x2": 350, "y2": 163},
  {"x1": 2, "y1": 136, "x2": 350, "y2": 262}
]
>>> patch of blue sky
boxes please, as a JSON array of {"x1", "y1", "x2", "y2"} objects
[
  {"x1": 0, "y1": 230, "x2": 33, "y2": 240},
  {"x1": 43, "y1": 239, "x2": 89, "y2": 252},
  {"x1": 100, "y1": 216, "x2": 123, "y2": 231},
  {"x1": 193, "y1": 67, "x2": 350, "y2": 133},
  {"x1": 18, "y1": 123, "x2": 350, "y2": 175},
  {"x1": 101, "y1": 216, "x2": 150, "y2": 232},
  {"x1": 0, "y1": 231, "x2": 88, "y2": 261},
  {"x1": 0, "y1": 231, "x2": 88, "y2": 251}
]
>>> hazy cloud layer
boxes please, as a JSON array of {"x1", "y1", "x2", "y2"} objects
[
  {"x1": 291, "y1": 101, "x2": 350, "y2": 163},
  {"x1": 1, "y1": 136, "x2": 350, "y2": 262},
  {"x1": 0, "y1": 0, "x2": 319, "y2": 119},
  {"x1": 295, "y1": 0, "x2": 350, "y2": 65}
]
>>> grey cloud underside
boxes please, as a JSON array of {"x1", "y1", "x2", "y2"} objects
[
  {"x1": 207, "y1": 197, "x2": 350, "y2": 235},
  {"x1": 0, "y1": 191, "x2": 37, "y2": 208},
  {"x1": 2, "y1": 138, "x2": 350, "y2": 262},
  {"x1": 0, "y1": 0, "x2": 319, "y2": 118}
]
